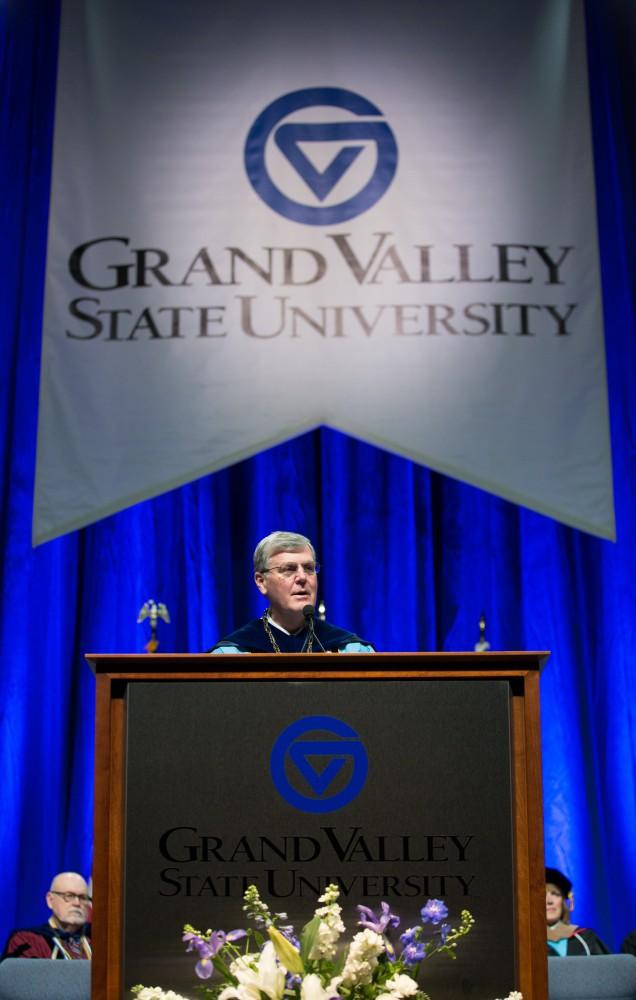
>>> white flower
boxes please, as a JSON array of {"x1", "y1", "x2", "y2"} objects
[
  {"x1": 493, "y1": 994, "x2": 523, "y2": 1000},
  {"x1": 132, "y1": 989, "x2": 192, "y2": 1000},
  {"x1": 310, "y1": 908, "x2": 346, "y2": 960},
  {"x1": 309, "y1": 885, "x2": 345, "y2": 960},
  {"x1": 340, "y1": 929, "x2": 385, "y2": 986},
  {"x1": 218, "y1": 943, "x2": 286, "y2": 1000},
  {"x1": 317, "y1": 885, "x2": 340, "y2": 906},
  {"x1": 300, "y1": 973, "x2": 343, "y2": 1000},
  {"x1": 379, "y1": 973, "x2": 420, "y2": 999}
]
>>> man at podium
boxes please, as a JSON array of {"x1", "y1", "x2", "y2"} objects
[{"x1": 211, "y1": 530, "x2": 373, "y2": 654}]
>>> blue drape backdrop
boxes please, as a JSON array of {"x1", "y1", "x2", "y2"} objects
[{"x1": 1, "y1": 0, "x2": 635, "y2": 956}]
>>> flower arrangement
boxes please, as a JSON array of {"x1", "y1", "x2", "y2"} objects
[{"x1": 132, "y1": 883, "x2": 521, "y2": 1000}]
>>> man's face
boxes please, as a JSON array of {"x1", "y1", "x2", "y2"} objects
[
  {"x1": 255, "y1": 546, "x2": 319, "y2": 622},
  {"x1": 46, "y1": 874, "x2": 90, "y2": 931}
]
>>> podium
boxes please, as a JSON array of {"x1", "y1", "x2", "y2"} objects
[{"x1": 88, "y1": 651, "x2": 548, "y2": 1000}]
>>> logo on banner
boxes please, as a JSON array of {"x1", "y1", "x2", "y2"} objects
[
  {"x1": 270, "y1": 715, "x2": 368, "y2": 812},
  {"x1": 244, "y1": 87, "x2": 398, "y2": 225}
]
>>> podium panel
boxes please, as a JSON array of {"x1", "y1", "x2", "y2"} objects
[{"x1": 88, "y1": 652, "x2": 548, "y2": 1000}]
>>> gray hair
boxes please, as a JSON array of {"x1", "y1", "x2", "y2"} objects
[{"x1": 253, "y1": 531, "x2": 316, "y2": 572}]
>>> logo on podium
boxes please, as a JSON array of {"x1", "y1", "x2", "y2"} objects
[{"x1": 270, "y1": 715, "x2": 368, "y2": 812}]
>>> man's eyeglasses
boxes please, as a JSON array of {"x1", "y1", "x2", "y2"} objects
[
  {"x1": 50, "y1": 891, "x2": 91, "y2": 904},
  {"x1": 263, "y1": 562, "x2": 320, "y2": 578}
]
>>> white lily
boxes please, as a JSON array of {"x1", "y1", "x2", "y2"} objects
[
  {"x1": 300, "y1": 973, "x2": 343, "y2": 1000},
  {"x1": 268, "y1": 926, "x2": 304, "y2": 975},
  {"x1": 218, "y1": 943, "x2": 286, "y2": 1000}
]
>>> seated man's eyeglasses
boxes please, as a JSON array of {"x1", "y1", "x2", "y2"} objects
[
  {"x1": 263, "y1": 562, "x2": 320, "y2": 578},
  {"x1": 49, "y1": 891, "x2": 92, "y2": 903}
]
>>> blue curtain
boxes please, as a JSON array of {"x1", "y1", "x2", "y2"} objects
[{"x1": 1, "y1": 0, "x2": 634, "y2": 956}]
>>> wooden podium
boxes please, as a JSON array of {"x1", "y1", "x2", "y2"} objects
[{"x1": 88, "y1": 651, "x2": 548, "y2": 1000}]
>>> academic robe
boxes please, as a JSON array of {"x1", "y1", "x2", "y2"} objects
[
  {"x1": 1, "y1": 922, "x2": 91, "y2": 960},
  {"x1": 211, "y1": 617, "x2": 373, "y2": 653},
  {"x1": 547, "y1": 927, "x2": 610, "y2": 957}
]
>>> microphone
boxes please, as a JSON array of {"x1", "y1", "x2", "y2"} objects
[{"x1": 302, "y1": 604, "x2": 328, "y2": 653}]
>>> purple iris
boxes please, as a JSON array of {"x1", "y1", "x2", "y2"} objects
[
  {"x1": 193, "y1": 939, "x2": 217, "y2": 980},
  {"x1": 183, "y1": 931, "x2": 204, "y2": 949},
  {"x1": 384, "y1": 938, "x2": 397, "y2": 962},
  {"x1": 420, "y1": 900, "x2": 448, "y2": 925},
  {"x1": 357, "y1": 901, "x2": 400, "y2": 933},
  {"x1": 439, "y1": 923, "x2": 450, "y2": 945},
  {"x1": 183, "y1": 928, "x2": 246, "y2": 980}
]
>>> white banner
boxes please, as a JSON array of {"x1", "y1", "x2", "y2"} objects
[{"x1": 34, "y1": 0, "x2": 615, "y2": 543}]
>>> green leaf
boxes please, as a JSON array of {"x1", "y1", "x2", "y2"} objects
[
  {"x1": 300, "y1": 915, "x2": 322, "y2": 963},
  {"x1": 193, "y1": 987, "x2": 220, "y2": 1000},
  {"x1": 212, "y1": 955, "x2": 235, "y2": 981}
]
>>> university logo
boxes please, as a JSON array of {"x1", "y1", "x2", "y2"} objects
[
  {"x1": 270, "y1": 715, "x2": 368, "y2": 812},
  {"x1": 244, "y1": 87, "x2": 398, "y2": 225}
]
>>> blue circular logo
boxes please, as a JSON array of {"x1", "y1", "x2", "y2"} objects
[
  {"x1": 244, "y1": 87, "x2": 398, "y2": 225},
  {"x1": 270, "y1": 715, "x2": 368, "y2": 812}
]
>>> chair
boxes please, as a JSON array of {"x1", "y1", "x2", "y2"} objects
[
  {"x1": 0, "y1": 958, "x2": 91, "y2": 1000},
  {"x1": 549, "y1": 954, "x2": 636, "y2": 1000}
]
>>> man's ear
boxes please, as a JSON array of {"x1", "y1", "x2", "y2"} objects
[{"x1": 254, "y1": 572, "x2": 267, "y2": 596}]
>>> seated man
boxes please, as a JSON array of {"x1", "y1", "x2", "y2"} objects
[
  {"x1": 211, "y1": 530, "x2": 374, "y2": 653},
  {"x1": 2, "y1": 872, "x2": 92, "y2": 960}
]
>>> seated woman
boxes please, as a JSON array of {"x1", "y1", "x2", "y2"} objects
[{"x1": 546, "y1": 866, "x2": 610, "y2": 956}]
